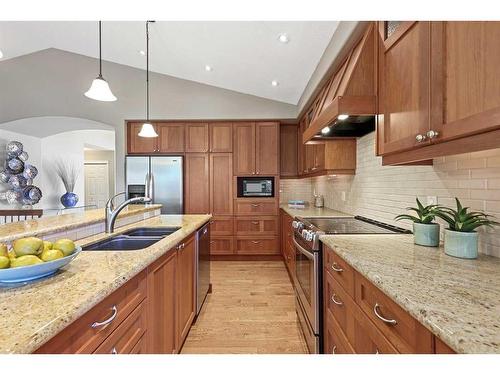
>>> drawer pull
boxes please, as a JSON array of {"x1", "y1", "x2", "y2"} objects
[
  {"x1": 332, "y1": 345, "x2": 337, "y2": 354},
  {"x1": 91, "y1": 305, "x2": 118, "y2": 329},
  {"x1": 373, "y1": 303, "x2": 397, "y2": 325},
  {"x1": 251, "y1": 241, "x2": 260, "y2": 244},
  {"x1": 331, "y1": 262, "x2": 344, "y2": 273},
  {"x1": 251, "y1": 204, "x2": 261, "y2": 207},
  {"x1": 111, "y1": 347, "x2": 118, "y2": 354},
  {"x1": 331, "y1": 294, "x2": 343, "y2": 306},
  {"x1": 375, "y1": 349, "x2": 379, "y2": 354},
  {"x1": 251, "y1": 221, "x2": 259, "y2": 225}
]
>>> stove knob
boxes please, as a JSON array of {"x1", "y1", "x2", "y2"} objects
[
  {"x1": 306, "y1": 231, "x2": 314, "y2": 242},
  {"x1": 301, "y1": 229, "x2": 308, "y2": 239},
  {"x1": 292, "y1": 220, "x2": 299, "y2": 229}
]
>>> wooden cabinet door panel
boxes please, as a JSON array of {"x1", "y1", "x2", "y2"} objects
[
  {"x1": 158, "y1": 123, "x2": 185, "y2": 153},
  {"x1": 210, "y1": 153, "x2": 233, "y2": 215},
  {"x1": 233, "y1": 122, "x2": 256, "y2": 175},
  {"x1": 94, "y1": 302, "x2": 147, "y2": 354},
  {"x1": 176, "y1": 235, "x2": 196, "y2": 349},
  {"x1": 128, "y1": 123, "x2": 158, "y2": 154},
  {"x1": 185, "y1": 123, "x2": 209, "y2": 152},
  {"x1": 280, "y1": 124, "x2": 298, "y2": 177},
  {"x1": 36, "y1": 271, "x2": 147, "y2": 354},
  {"x1": 324, "y1": 270, "x2": 354, "y2": 340},
  {"x1": 432, "y1": 22, "x2": 500, "y2": 142},
  {"x1": 209, "y1": 122, "x2": 233, "y2": 152},
  {"x1": 185, "y1": 153, "x2": 210, "y2": 214},
  {"x1": 352, "y1": 307, "x2": 398, "y2": 354},
  {"x1": 324, "y1": 311, "x2": 355, "y2": 354},
  {"x1": 130, "y1": 333, "x2": 148, "y2": 354},
  {"x1": 255, "y1": 122, "x2": 279, "y2": 175},
  {"x1": 435, "y1": 337, "x2": 455, "y2": 354},
  {"x1": 378, "y1": 21, "x2": 431, "y2": 155},
  {"x1": 209, "y1": 216, "x2": 233, "y2": 236},
  {"x1": 324, "y1": 245, "x2": 355, "y2": 297},
  {"x1": 210, "y1": 236, "x2": 234, "y2": 255},
  {"x1": 147, "y1": 251, "x2": 177, "y2": 354},
  {"x1": 235, "y1": 237, "x2": 279, "y2": 255},
  {"x1": 235, "y1": 216, "x2": 278, "y2": 236},
  {"x1": 354, "y1": 272, "x2": 433, "y2": 353}
]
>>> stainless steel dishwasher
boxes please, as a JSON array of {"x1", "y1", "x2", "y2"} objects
[{"x1": 195, "y1": 223, "x2": 211, "y2": 315}]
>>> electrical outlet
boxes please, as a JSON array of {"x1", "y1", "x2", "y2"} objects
[
  {"x1": 427, "y1": 196, "x2": 438, "y2": 205},
  {"x1": 341, "y1": 191, "x2": 346, "y2": 201}
]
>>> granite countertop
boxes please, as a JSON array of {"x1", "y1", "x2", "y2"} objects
[
  {"x1": 0, "y1": 204, "x2": 163, "y2": 242},
  {"x1": 0, "y1": 214, "x2": 211, "y2": 354},
  {"x1": 280, "y1": 204, "x2": 351, "y2": 219},
  {"x1": 320, "y1": 234, "x2": 500, "y2": 354}
]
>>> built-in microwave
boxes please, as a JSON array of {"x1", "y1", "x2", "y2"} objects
[{"x1": 237, "y1": 177, "x2": 275, "y2": 198}]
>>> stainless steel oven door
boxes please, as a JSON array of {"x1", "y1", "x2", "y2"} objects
[{"x1": 293, "y1": 235, "x2": 319, "y2": 335}]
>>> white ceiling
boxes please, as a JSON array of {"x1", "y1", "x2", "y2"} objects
[{"x1": 0, "y1": 21, "x2": 339, "y2": 104}]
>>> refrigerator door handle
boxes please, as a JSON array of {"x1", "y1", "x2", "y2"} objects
[{"x1": 145, "y1": 172, "x2": 155, "y2": 202}]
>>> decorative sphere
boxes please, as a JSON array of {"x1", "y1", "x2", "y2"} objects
[
  {"x1": 0, "y1": 170, "x2": 10, "y2": 183},
  {"x1": 18, "y1": 151, "x2": 29, "y2": 162},
  {"x1": 6, "y1": 141, "x2": 23, "y2": 157},
  {"x1": 6, "y1": 158, "x2": 24, "y2": 174},
  {"x1": 22, "y1": 164, "x2": 38, "y2": 179},
  {"x1": 8, "y1": 175, "x2": 28, "y2": 189},
  {"x1": 5, "y1": 189, "x2": 21, "y2": 204}
]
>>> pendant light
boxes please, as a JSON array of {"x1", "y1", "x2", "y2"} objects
[
  {"x1": 85, "y1": 21, "x2": 117, "y2": 102},
  {"x1": 138, "y1": 21, "x2": 158, "y2": 138}
]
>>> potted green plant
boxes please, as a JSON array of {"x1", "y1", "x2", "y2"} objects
[
  {"x1": 395, "y1": 198, "x2": 440, "y2": 247},
  {"x1": 434, "y1": 198, "x2": 499, "y2": 259}
]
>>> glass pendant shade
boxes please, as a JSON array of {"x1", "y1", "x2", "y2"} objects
[
  {"x1": 138, "y1": 123, "x2": 158, "y2": 138},
  {"x1": 85, "y1": 76, "x2": 117, "y2": 102}
]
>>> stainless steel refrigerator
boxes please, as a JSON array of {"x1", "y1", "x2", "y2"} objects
[{"x1": 125, "y1": 156, "x2": 183, "y2": 214}]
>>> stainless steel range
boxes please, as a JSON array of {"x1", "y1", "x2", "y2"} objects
[{"x1": 292, "y1": 215, "x2": 411, "y2": 354}]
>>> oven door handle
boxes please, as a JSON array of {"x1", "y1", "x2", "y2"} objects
[{"x1": 293, "y1": 236, "x2": 314, "y2": 260}]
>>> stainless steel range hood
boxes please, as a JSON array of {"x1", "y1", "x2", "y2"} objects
[{"x1": 302, "y1": 24, "x2": 377, "y2": 143}]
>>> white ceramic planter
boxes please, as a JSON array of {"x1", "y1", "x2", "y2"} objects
[
  {"x1": 444, "y1": 229, "x2": 478, "y2": 259},
  {"x1": 413, "y1": 222, "x2": 440, "y2": 247}
]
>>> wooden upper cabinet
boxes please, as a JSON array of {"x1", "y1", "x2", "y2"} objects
[
  {"x1": 209, "y1": 122, "x2": 233, "y2": 152},
  {"x1": 185, "y1": 123, "x2": 209, "y2": 152},
  {"x1": 147, "y1": 251, "x2": 177, "y2": 354},
  {"x1": 210, "y1": 153, "x2": 233, "y2": 215},
  {"x1": 431, "y1": 22, "x2": 500, "y2": 142},
  {"x1": 184, "y1": 153, "x2": 209, "y2": 214},
  {"x1": 377, "y1": 21, "x2": 431, "y2": 155},
  {"x1": 176, "y1": 235, "x2": 196, "y2": 349},
  {"x1": 280, "y1": 124, "x2": 298, "y2": 177},
  {"x1": 233, "y1": 122, "x2": 256, "y2": 175},
  {"x1": 128, "y1": 122, "x2": 158, "y2": 154},
  {"x1": 158, "y1": 123, "x2": 185, "y2": 153},
  {"x1": 255, "y1": 122, "x2": 279, "y2": 175}
]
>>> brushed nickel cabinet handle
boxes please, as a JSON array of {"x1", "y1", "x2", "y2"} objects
[
  {"x1": 331, "y1": 263, "x2": 344, "y2": 273},
  {"x1": 251, "y1": 221, "x2": 259, "y2": 225},
  {"x1": 331, "y1": 294, "x2": 343, "y2": 306},
  {"x1": 373, "y1": 303, "x2": 397, "y2": 325},
  {"x1": 251, "y1": 204, "x2": 260, "y2": 207},
  {"x1": 111, "y1": 347, "x2": 118, "y2": 354},
  {"x1": 91, "y1": 305, "x2": 118, "y2": 329},
  {"x1": 332, "y1": 345, "x2": 337, "y2": 354},
  {"x1": 252, "y1": 241, "x2": 260, "y2": 244}
]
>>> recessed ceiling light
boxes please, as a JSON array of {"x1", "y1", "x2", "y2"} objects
[
  {"x1": 338, "y1": 114, "x2": 349, "y2": 120},
  {"x1": 278, "y1": 33, "x2": 289, "y2": 43},
  {"x1": 271, "y1": 80, "x2": 279, "y2": 87},
  {"x1": 205, "y1": 65, "x2": 213, "y2": 72},
  {"x1": 139, "y1": 50, "x2": 146, "y2": 56}
]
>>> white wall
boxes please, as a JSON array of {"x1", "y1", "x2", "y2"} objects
[{"x1": 0, "y1": 119, "x2": 114, "y2": 209}]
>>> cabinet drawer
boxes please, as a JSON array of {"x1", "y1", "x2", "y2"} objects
[
  {"x1": 130, "y1": 332, "x2": 148, "y2": 354},
  {"x1": 234, "y1": 199, "x2": 278, "y2": 215},
  {"x1": 210, "y1": 236, "x2": 234, "y2": 255},
  {"x1": 324, "y1": 246, "x2": 355, "y2": 297},
  {"x1": 235, "y1": 237, "x2": 279, "y2": 255},
  {"x1": 354, "y1": 272, "x2": 433, "y2": 353},
  {"x1": 352, "y1": 306, "x2": 398, "y2": 354},
  {"x1": 36, "y1": 270, "x2": 147, "y2": 354},
  {"x1": 324, "y1": 311, "x2": 355, "y2": 354},
  {"x1": 209, "y1": 216, "x2": 234, "y2": 236},
  {"x1": 324, "y1": 270, "x2": 354, "y2": 340},
  {"x1": 94, "y1": 301, "x2": 147, "y2": 354},
  {"x1": 235, "y1": 216, "x2": 278, "y2": 236}
]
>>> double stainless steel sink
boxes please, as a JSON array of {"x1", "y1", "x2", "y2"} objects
[{"x1": 82, "y1": 227, "x2": 181, "y2": 251}]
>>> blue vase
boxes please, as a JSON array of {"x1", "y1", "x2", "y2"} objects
[{"x1": 61, "y1": 192, "x2": 79, "y2": 208}]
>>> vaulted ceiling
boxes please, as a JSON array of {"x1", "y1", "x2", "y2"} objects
[{"x1": 0, "y1": 21, "x2": 339, "y2": 104}]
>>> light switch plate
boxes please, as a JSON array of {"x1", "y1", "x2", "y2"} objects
[{"x1": 427, "y1": 196, "x2": 438, "y2": 205}]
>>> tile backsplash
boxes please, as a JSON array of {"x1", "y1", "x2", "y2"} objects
[{"x1": 281, "y1": 132, "x2": 500, "y2": 257}]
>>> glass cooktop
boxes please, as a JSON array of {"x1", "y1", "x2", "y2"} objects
[{"x1": 302, "y1": 216, "x2": 411, "y2": 234}]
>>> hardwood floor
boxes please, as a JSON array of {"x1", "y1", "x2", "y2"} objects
[{"x1": 181, "y1": 261, "x2": 308, "y2": 354}]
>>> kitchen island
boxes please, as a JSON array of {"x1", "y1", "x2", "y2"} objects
[
  {"x1": 320, "y1": 234, "x2": 500, "y2": 354},
  {"x1": 0, "y1": 208, "x2": 211, "y2": 354}
]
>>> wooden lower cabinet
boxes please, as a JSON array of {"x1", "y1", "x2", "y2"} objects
[
  {"x1": 147, "y1": 250, "x2": 177, "y2": 354},
  {"x1": 210, "y1": 236, "x2": 234, "y2": 255},
  {"x1": 323, "y1": 244, "x2": 453, "y2": 354},
  {"x1": 235, "y1": 216, "x2": 278, "y2": 236},
  {"x1": 234, "y1": 199, "x2": 278, "y2": 216},
  {"x1": 209, "y1": 216, "x2": 233, "y2": 236},
  {"x1": 235, "y1": 237, "x2": 279, "y2": 255},
  {"x1": 35, "y1": 233, "x2": 199, "y2": 355},
  {"x1": 176, "y1": 235, "x2": 196, "y2": 349},
  {"x1": 280, "y1": 210, "x2": 295, "y2": 282}
]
